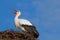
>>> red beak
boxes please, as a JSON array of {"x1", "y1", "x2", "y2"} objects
[{"x1": 14, "y1": 10, "x2": 18, "y2": 14}]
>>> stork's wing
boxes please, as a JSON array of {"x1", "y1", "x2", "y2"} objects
[
  {"x1": 21, "y1": 25, "x2": 39, "y2": 38},
  {"x1": 19, "y1": 19, "x2": 33, "y2": 25}
]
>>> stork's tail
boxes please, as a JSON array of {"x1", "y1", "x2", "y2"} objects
[{"x1": 33, "y1": 30, "x2": 39, "y2": 38}]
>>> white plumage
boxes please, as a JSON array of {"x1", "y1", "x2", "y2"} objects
[
  {"x1": 19, "y1": 19, "x2": 33, "y2": 25},
  {"x1": 14, "y1": 10, "x2": 39, "y2": 38},
  {"x1": 14, "y1": 10, "x2": 32, "y2": 31}
]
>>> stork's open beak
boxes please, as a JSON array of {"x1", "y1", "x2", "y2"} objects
[
  {"x1": 14, "y1": 10, "x2": 19, "y2": 15},
  {"x1": 14, "y1": 10, "x2": 17, "y2": 14}
]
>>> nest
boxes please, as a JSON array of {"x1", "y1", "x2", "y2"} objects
[{"x1": 0, "y1": 29, "x2": 36, "y2": 40}]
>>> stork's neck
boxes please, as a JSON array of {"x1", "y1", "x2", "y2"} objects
[{"x1": 15, "y1": 14, "x2": 20, "y2": 20}]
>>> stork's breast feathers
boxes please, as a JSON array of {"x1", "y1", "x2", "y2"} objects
[{"x1": 14, "y1": 20, "x2": 20, "y2": 27}]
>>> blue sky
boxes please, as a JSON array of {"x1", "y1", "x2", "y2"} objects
[{"x1": 0, "y1": 0, "x2": 60, "y2": 40}]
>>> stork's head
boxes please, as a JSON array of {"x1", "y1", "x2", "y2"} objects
[{"x1": 14, "y1": 10, "x2": 21, "y2": 16}]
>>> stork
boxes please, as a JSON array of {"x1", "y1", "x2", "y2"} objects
[{"x1": 14, "y1": 10, "x2": 39, "y2": 38}]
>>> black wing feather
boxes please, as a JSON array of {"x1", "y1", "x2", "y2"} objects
[{"x1": 21, "y1": 25, "x2": 39, "y2": 38}]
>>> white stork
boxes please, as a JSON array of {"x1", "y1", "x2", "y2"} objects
[{"x1": 14, "y1": 10, "x2": 39, "y2": 38}]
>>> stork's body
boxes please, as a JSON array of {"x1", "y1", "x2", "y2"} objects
[{"x1": 14, "y1": 10, "x2": 39, "y2": 38}]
